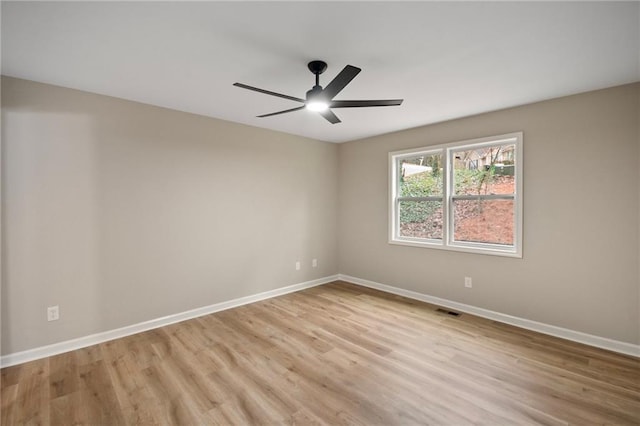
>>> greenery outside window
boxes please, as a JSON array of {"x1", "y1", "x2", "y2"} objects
[{"x1": 389, "y1": 132, "x2": 523, "y2": 257}]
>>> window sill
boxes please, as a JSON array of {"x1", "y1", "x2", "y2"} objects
[{"x1": 389, "y1": 238, "x2": 522, "y2": 258}]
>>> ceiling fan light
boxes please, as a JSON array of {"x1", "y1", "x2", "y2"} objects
[{"x1": 306, "y1": 100, "x2": 329, "y2": 112}]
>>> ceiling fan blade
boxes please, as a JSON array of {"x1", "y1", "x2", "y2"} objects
[
  {"x1": 233, "y1": 83, "x2": 305, "y2": 103},
  {"x1": 321, "y1": 65, "x2": 361, "y2": 100},
  {"x1": 257, "y1": 106, "x2": 305, "y2": 118},
  {"x1": 319, "y1": 109, "x2": 341, "y2": 124},
  {"x1": 330, "y1": 99, "x2": 404, "y2": 108}
]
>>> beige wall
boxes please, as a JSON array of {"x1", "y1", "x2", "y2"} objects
[
  {"x1": 339, "y1": 83, "x2": 640, "y2": 345},
  {"x1": 1, "y1": 77, "x2": 338, "y2": 354}
]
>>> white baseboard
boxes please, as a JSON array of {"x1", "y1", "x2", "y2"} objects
[
  {"x1": 3, "y1": 273, "x2": 637, "y2": 367},
  {"x1": 0, "y1": 275, "x2": 339, "y2": 368},
  {"x1": 338, "y1": 274, "x2": 640, "y2": 358}
]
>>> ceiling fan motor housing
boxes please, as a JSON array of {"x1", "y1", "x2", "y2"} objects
[{"x1": 306, "y1": 85, "x2": 325, "y2": 102}]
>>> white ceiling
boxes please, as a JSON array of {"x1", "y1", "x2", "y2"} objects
[{"x1": 2, "y1": 1, "x2": 639, "y2": 143}]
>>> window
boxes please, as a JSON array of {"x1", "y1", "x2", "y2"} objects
[{"x1": 389, "y1": 132, "x2": 522, "y2": 257}]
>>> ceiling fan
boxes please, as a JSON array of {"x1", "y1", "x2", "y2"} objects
[{"x1": 233, "y1": 60, "x2": 403, "y2": 124}]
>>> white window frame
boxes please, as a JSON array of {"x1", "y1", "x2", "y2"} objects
[{"x1": 389, "y1": 132, "x2": 523, "y2": 258}]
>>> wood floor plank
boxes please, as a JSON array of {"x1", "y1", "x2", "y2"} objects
[
  {"x1": 11, "y1": 359, "x2": 50, "y2": 425},
  {"x1": 77, "y1": 359, "x2": 126, "y2": 425},
  {"x1": 0, "y1": 384, "x2": 19, "y2": 425},
  {"x1": 49, "y1": 351, "x2": 80, "y2": 399},
  {"x1": 2, "y1": 280, "x2": 639, "y2": 425}
]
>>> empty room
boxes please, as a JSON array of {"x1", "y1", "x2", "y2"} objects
[{"x1": 1, "y1": 1, "x2": 639, "y2": 425}]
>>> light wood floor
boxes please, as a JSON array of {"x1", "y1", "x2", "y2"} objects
[{"x1": 2, "y1": 281, "x2": 639, "y2": 425}]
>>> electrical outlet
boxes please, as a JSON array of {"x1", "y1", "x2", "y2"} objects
[
  {"x1": 312, "y1": 258, "x2": 318, "y2": 268},
  {"x1": 47, "y1": 305, "x2": 60, "y2": 321},
  {"x1": 295, "y1": 261, "x2": 301, "y2": 271},
  {"x1": 464, "y1": 277, "x2": 473, "y2": 288}
]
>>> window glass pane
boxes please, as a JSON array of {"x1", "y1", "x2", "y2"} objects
[
  {"x1": 399, "y1": 153, "x2": 443, "y2": 197},
  {"x1": 453, "y1": 144, "x2": 515, "y2": 195},
  {"x1": 453, "y1": 199, "x2": 514, "y2": 245},
  {"x1": 399, "y1": 200, "x2": 443, "y2": 239}
]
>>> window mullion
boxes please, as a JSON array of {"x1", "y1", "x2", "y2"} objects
[
  {"x1": 451, "y1": 194, "x2": 515, "y2": 201},
  {"x1": 443, "y1": 148, "x2": 451, "y2": 247},
  {"x1": 397, "y1": 196, "x2": 443, "y2": 202}
]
